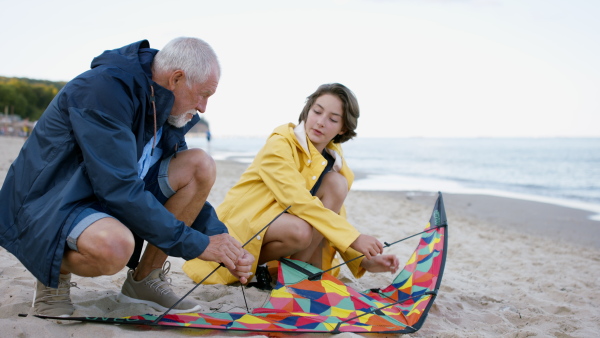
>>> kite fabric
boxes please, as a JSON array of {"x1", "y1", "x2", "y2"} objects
[{"x1": 36, "y1": 192, "x2": 448, "y2": 334}]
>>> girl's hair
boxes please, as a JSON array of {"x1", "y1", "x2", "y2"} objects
[
  {"x1": 152, "y1": 37, "x2": 221, "y2": 87},
  {"x1": 298, "y1": 83, "x2": 359, "y2": 143}
]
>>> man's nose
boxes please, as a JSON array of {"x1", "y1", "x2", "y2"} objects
[{"x1": 196, "y1": 98, "x2": 208, "y2": 113}]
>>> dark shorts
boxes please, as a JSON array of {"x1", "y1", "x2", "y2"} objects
[{"x1": 65, "y1": 155, "x2": 176, "y2": 252}]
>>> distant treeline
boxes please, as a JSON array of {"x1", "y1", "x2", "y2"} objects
[{"x1": 0, "y1": 76, "x2": 66, "y2": 121}]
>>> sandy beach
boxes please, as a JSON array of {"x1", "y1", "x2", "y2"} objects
[{"x1": 1, "y1": 135, "x2": 599, "y2": 337}]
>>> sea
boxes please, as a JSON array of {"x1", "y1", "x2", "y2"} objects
[{"x1": 187, "y1": 137, "x2": 600, "y2": 221}]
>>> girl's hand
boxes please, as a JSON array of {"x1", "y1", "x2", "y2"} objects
[
  {"x1": 360, "y1": 254, "x2": 400, "y2": 274},
  {"x1": 350, "y1": 234, "x2": 383, "y2": 259}
]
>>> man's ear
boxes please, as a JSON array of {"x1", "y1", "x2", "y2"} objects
[{"x1": 168, "y1": 70, "x2": 185, "y2": 90}]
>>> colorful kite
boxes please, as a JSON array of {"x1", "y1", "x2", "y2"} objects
[{"x1": 36, "y1": 192, "x2": 448, "y2": 334}]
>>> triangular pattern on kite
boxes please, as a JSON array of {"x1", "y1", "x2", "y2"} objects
[{"x1": 36, "y1": 192, "x2": 448, "y2": 334}]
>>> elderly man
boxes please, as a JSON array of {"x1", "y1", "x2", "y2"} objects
[{"x1": 0, "y1": 37, "x2": 253, "y2": 316}]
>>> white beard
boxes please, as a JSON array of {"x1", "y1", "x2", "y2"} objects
[{"x1": 167, "y1": 110, "x2": 196, "y2": 128}]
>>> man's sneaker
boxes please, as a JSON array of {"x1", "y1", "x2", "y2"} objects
[
  {"x1": 33, "y1": 273, "x2": 76, "y2": 317},
  {"x1": 247, "y1": 265, "x2": 273, "y2": 291},
  {"x1": 118, "y1": 261, "x2": 201, "y2": 314}
]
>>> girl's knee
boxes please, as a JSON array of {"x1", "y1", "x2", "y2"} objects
[
  {"x1": 317, "y1": 172, "x2": 348, "y2": 204},
  {"x1": 288, "y1": 220, "x2": 313, "y2": 249}
]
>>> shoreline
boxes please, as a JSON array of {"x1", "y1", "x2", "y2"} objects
[
  {"x1": 378, "y1": 190, "x2": 600, "y2": 249},
  {"x1": 1, "y1": 136, "x2": 599, "y2": 336},
  {"x1": 351, "y1": 173, "x2": 600, "y2": 222},
  {"x1": 214, "y1": 150, "x2": 600, "y2": 222},
  {"x1": 218, "y1": 153, "x2": 600, "y2": 226}
]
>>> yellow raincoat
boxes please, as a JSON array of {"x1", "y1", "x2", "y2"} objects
[{"x1": 183, "y1": 122, "x2": 366, "y2": 284}]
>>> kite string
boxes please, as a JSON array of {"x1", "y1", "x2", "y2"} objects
[
  {"x1": 307, "y1": 224, "x2": 447, "y2": 281},
  {"x1": 383, "y1": 224, "x2": 446, "y2": 248},
  {"x1": 240, "y1": 283, "x2": 249, "y2": 312},
  {"x1": 153, "y1": 206, "x2": 291, "y2": 324}
]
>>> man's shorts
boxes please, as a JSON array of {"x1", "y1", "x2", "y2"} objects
[{"x1": 65, "y1": 155, "x2": 176, "y2": 252}]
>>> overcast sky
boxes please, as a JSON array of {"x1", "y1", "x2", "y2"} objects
[{"x1": 1, "y1": 0, "x2": 598, "y2": 138}]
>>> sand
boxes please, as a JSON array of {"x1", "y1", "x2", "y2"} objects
[{"x1": 1, "y1": 135, "x2": 599, "y2": 337}]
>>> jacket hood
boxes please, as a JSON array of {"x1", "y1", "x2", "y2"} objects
[
  {"x1": 91, "y1": 40, "x2": 155, "y2": 84},
  {"x1": 90, "y1": 39, "x2": 198, "y2": 157}
]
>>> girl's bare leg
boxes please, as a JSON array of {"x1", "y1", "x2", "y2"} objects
[
  {"x1": 290, "y1": 171, "x2": 348, "y2": 268},
  {"x1": 258, "y1": 213, "x2": 313, "y2": 264}
]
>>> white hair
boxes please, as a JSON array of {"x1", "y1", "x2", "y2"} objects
[{"x1": 152, "y1": 37, "x2": 221, "y2": 86}]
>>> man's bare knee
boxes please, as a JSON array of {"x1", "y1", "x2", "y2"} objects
[
  {"x1": 169, "y1": 148, "x2": 216, "y2": 190},
  {"x1": 77, "y1": 219, "x2": 135, "y2": 275},
  {"x1": 188, "y1": 148, "x2": 216, "y2": 181},
  {"x1": 95, "y1": 230, "x2": 135, "y2": 274}
]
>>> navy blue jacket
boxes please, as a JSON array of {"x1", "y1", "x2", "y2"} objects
[{"x1": 0, "y1": 40, "x2": 226, "y2": 288}]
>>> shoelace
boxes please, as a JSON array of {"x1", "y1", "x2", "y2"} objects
[
  {"x1": 40, "y1": 281, "x2": 78, "y2": 303},
  {"x1": 144, "y1": 261, "x2": 173, "y2": 296}
]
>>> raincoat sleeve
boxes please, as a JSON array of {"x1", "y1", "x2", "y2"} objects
[
  {"x1": 191, "y1": 202, "x2": 229, "y2": 236},
  {"x1": 258, "y1": 135, "x2": 361, "y2": 253},
  {"x1": 67, "y1": 79, "x2": 210, "y2": 260}
]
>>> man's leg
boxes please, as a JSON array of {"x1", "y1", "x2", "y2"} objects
[
  {"x1": 36, "y1": 149, "x2": 216, "y2": 316},
  {"x1": 118, "y1": 149, "x2": 215, "y2": 313},
  {"x1": 133, "y1": 148, "x2": 216, "y2": 280},
  {"x1": 62, "y1": 218, "x2": 135, "y2": 276},
  {"x1": 34, "y1": 213, "x2": 134, "y2": 317}
]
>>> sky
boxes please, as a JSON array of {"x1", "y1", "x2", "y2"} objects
[{"x1": 1, "y1": 0, "x2": 599, "y2": 138}]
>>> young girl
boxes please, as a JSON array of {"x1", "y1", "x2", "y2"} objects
[{"x1": 183, "y1": 83, "x2": 399, "y2": 287}]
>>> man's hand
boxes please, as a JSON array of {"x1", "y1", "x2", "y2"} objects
[
  {"x1": 360, "y1": 254, "x2": 400, "y2": 274},
  {"x1": 198, "y1": 233, "x2": 244, "y2": 272},
  {"x1": 226, "y1": 250, "x2": 255, "y2": 284},
  {"x1": 349, "y1": 234, "x2": 383, "y2": 259}
]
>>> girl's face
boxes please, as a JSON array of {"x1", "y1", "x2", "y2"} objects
[{"x1": 304, "y1": 94, "x2": 346, "y2": 152}]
